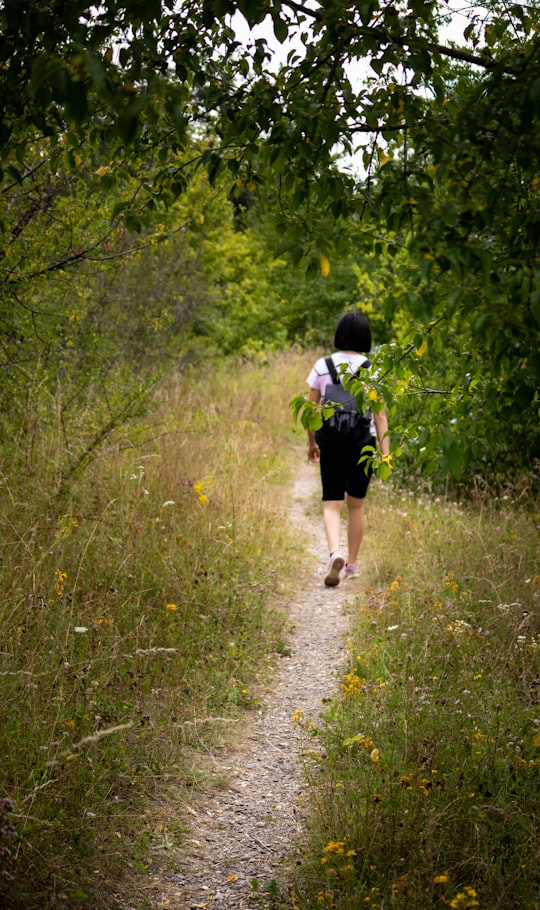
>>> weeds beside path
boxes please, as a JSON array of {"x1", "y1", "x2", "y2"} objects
[
  {"x1": 3, "y1": 350, "x2": 537, "y2": 909},
  {"x1": 144, "y1": 457, "x2": 355, "y2": 909},
  {"x1": 146, "y1": 461, "x2": 540, "y2": 910}
]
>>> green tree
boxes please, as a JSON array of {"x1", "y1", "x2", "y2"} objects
[{"x1": 2, "y1": 0, "x2": 539, "y2": 481}]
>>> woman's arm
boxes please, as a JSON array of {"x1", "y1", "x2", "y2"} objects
[
  {"x1": 373, "y1": 407, "x2": 390, "y2": 457},
  {"x1": 307, "y1": 387, "x2": 321, "y2": 463}
]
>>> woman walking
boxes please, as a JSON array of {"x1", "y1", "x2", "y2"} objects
[{"x1": 306, "y1": 311, "x2": 389, "y2": 587}]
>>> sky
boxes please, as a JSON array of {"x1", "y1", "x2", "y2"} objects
[
  {"x1": 230, "y1": 1, "x2": 485, "y2": 71},
  {"x1": 228, "y1": 2, "x2": 487, "y2": 171}
]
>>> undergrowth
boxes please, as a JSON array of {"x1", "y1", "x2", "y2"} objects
[
  {"x1": 291, "y1": 484, "x2": 539, "y2": 910},
  {"x1": 0, "y1": 352, "x2": 310, "y2": 909}
]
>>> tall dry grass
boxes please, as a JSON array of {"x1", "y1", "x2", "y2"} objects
[
  {"x1": 0, "y1": 352, "x2": 312, "y2": 909},
  {"x1": 291, "y1": 482, "x2": 539, "y2": 910}
]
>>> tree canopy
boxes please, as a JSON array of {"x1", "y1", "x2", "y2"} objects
[{"x1": 1, "y1": 0, "x2": 539, "y2": 484}]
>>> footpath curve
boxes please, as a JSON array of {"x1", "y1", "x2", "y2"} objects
[{"x1": 150, "y1": 458, "x2": 358, "y2": 909}]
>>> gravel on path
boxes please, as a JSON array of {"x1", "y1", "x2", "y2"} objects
[{"x1": 148, "y1": 458, "x2": 359, "y2": 909}]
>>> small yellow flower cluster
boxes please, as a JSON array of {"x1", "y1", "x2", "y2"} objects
[
  {"x1": 320, "y1": 840, "x2": 357, "y2": 879},
  {"x1": 444, "y1": 571, "x2": 460, "y2": 593},
  {"x1": 340, "y1": 672, "x2": 367, "y2": 698},
  {"x1": 304, "y1": 748, "x2": 323, "y2": 761},
  {"x1": 434, "y1": 872, "x2": 450, "y2": 884},
  {"x1": 323, "y1": 840, "x2": 349, "y2": 857},
  {"x1": 389, "y1": 575, "x2": 402, "y2": 592},
  {"x1": 292, "y1": 708, "x2": 317, "y2": 731},
  {"x1": 448, "y1": 886, "x2": 479, "y2": 908},
  {"x1": 510, "y1": 756, "x2": 540, "y2": 771},
  {"x1": 54, "y1": 569, "x2": 68, "y2": 598},
  {"x1": 400, "y1": 772, "x2": 434, "y2": 795},
  {"x1": 193, "y1": 480, "x2": 209, "y2": 505},
  {"x1": 166, "y1": 603, "x2": 177, "y2": 612},
  {"x1": 446, "y1": 619, "x2": 473, "y2": 636}
]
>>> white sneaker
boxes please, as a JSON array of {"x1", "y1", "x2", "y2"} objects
[{"x1": 324, "y1": 552, "x2": 345, "y2": 587}]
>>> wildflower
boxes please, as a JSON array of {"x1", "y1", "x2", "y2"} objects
[
  {"x1": 305, "y1": 749, "x2": 323, "y2": 761},
  {"x1": 449, "y1": 886, "x2": 479, "y2": 908},
  {"x1": 292, "y1": 709, "x2": 305, "y2": 724},
  {"x1": 54, "y1": 569, "x2": 68, "y2": 597},
  {"x1": 446, "y1": 619, "x2": 472, "y2": 635},
  {"x1": 324, "y1": 841, "x2": 346, "y2": 855},
  {"x1": 73, "y1": 626, "x2": 88, "y2": 633},
  {"x1": 340, "y1": 672, "x2": 366, "y2": 697},
  {"x1": 166, "y1": 603, "x2": 177, "y2": 612},
  {"x1": 434, "y1": 873, "x2": 450, "y2": 884},
  {"x1": 370, "y1": 747, "x2": 380, "y2": 763}
]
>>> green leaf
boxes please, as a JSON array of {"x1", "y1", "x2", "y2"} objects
[{"x1": 272, "y1": 14, "x2": 289, "y2": 44}]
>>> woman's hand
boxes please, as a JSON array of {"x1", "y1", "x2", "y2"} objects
[
  {"x1": 307, "y1": 437, "x2": 320, "y2": 463},
  {"x1": 307, "y1": 387, "x2": 322, "y2": 463}
]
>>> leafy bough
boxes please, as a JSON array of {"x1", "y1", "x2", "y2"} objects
[{"x1": 290, "y1": 366, "x2": 396, "y2": 481}]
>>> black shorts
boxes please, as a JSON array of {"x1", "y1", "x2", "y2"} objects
[{"x1": 317, "y1": 436, "x2": 375, "y2": 501}]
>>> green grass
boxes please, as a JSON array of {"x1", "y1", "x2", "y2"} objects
[
  {"x1": 2, "y1": 349, "x2": 538, "y2": 910},
  {"x1": 291, "y1": 483, "x2": 539, "y2": 910},
  {"x1": 0, "y1": 352, "x2": 312, "y2": 909}
]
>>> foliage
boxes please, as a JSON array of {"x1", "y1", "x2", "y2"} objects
[
  {"x1": 2, "y1": 0, "x2": 540, "y2": 485},
  {"x1": 292, "y1": 481, "x2": 540, "y2": 909},
  {"x1": 0, "y1": 353, "x2": 304, "y2": 909}
]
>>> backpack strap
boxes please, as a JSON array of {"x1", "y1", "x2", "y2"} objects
[
  {"x1": 325, "y1": 355, "x2": 371, "y2": 384},
  {"x1": 324, "y1": 356, "x2": 339, "y2": 384}
]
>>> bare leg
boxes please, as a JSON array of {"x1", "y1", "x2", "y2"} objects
[
  {"x1": 346, "y1": 494, "x2": 365, "y2": 566},
  {"x1": 322, "y1": 500, "x2": 344, "y2": 554}
]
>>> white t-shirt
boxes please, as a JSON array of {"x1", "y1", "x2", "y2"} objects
[
  {"x1": 307, "y1": 352, "x2": 375, "y2": 436},
  {"x1": 307, "y1": 352, "x2": 370, "y2": 394}
]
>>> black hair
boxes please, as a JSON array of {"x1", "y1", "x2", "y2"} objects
[{"x1": 334, "y1": 311, "x2": 372, "y2": 353}]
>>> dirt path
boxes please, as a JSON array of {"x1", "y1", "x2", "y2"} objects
[{"x1": 149, "y1": 458, "x2": 359, "y2": 909}]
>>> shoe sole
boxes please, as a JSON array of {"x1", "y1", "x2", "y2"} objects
[{"x1": 324, "y1": 555, "x2": 345, "y2": 587}]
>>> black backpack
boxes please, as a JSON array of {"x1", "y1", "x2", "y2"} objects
[{"x1": 315, "y1": 356, "x2": 373, "y2": 449}]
